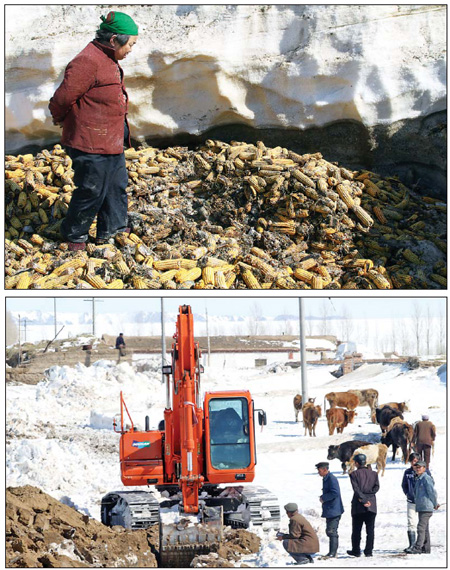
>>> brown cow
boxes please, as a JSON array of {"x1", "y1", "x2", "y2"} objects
[
  {"x1": 371, "y1": 402, "x2": 410, "y2": 423},
  {"x1": 302, "y1": 402, "x2": 322, "y2": 437},
  {"x1": 293, "y1": 395, "x2": 316, "y2": 422},
  {"x1": 324, "y1": 391, "x2": 360, "y2": 411},
  {"x1": 348, "y1": 389, "x2": 379, "y2": 414},
  {"x1": 326, "y1": 407, "x2": 357, "y2": 436}
]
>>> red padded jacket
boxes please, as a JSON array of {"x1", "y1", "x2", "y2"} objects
[{"x1": 49, "y1": 41, "x2": 131, "y2": 154}]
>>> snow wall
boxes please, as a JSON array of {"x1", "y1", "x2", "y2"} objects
[{"x1": 5, "y1": 5, "x2": 447, "y2": 194}]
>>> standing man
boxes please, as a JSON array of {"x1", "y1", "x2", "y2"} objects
[
  {"x1": 316, "y1": 461, "x2": 344, "y2": 558},
  {"x1": 413, "y1": 415, "x2": 436, "y2": 469},
  {"x1": 405, "y1": 461, "x2": 439, "y2": 555},
  {"x1": 116, "y1": 332, "x2": 126, "y2": 360},
  {"x1": 401, "y1": 452, "x2": 433, "y2": 551},
  {"x1": 347, "y1": 454, "x2": 380, "y2": 558},
  {"x1": 49, "y1": 11, "x2": 138, "y2": 250},
  {"x1": 276, "y1": 503, "x2": 320, "y2": 565}
]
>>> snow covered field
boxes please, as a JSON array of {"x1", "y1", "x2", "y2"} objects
[{"x1": 6, "y1": 353, "x2": 446, "y2": 567}]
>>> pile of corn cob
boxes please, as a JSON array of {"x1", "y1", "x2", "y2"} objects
[{"x1": 5, "y1": 141, "x2": 446, "y2": 289}]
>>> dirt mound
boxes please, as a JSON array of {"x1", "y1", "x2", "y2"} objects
[
  {"x1": 7, "y1": 486, "x2": 262, "y2": 568},
  {"x1": 6, "y1": 486, "x2": 158, "y2": 567}
]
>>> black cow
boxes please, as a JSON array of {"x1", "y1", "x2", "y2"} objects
[
  {"x1": 327, "y1": 440, "x2": 370, "y2": 473},
  {"x1": 375, "y1": 405, "x2": 403, "y2": 433},
  {"x1": 381, "y1": 422, "x2": 413, "y2": 463}
]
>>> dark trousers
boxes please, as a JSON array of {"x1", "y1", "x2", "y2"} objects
[
  {"x1": 415, "y1": 511, "x2": 432, "y2": 552},
  {"x1": 61, "y1": 148, "x2": 128, "y2": 242},
  {"x1": 416, "y1": 444, "x2": 432, "y2": 468},
  {"x1": 326, "y1": 515, "x2": 341, "y2": 538},
  {"x1": 351, "y1": 512, "x2": 376, "y2": 555},
  {"x1": 282, "y1": 541, "x2": 313, "y2": 563}
]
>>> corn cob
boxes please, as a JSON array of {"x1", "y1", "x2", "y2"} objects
[
  {"x1": 336, "y1": 184, "x2": 354, "y2": 208},
  {"x1": 6, "y1": 275, "x2": 21, "y2": 289},
  {"x1": 243, "y1": 254, "x2": 278, "y2": 281},
  {"x1": 363, "y1": 179, "x2": 379, "y2": 197},
  {"x1": 84, "y1": 274, "x2": 107, "y2": 289},
  {"x1": 352, "y1": 205, "x2": 374, "y2": 227},
  {"x1": 293, "y1": 268, "x2": 314, "y2": 284},
  {"x1": 202, "y1": 266, "x2": 215, "y2": 286},
  {"x1": 402, "y1": 249, "x2": 423, "y2": 264},
  {"x1": 430, "y1": 274, "x2": 446, "y2": 288},
  {"x1": 16, "y1": 271, "x2": 33, "y2": 289},
  {"x1": 276, "y1": 275, "x2": 305, "y2": 289},
  {"x1": 241, "y1": 269, "x2": 261, "y2": 289},
  {"x1": 52, "y1": 257, "x2": 86, "y2": 277},
  {"x1": 373, "y1": 206, "x2": 387, "y2": 224},
  {"x1": 114, "y1": 259, "x2": 131, "y2": 275},
  {"x1": 214, "y1": 270, "x2": 227, "y2": 289},
  {"x1": 367, "y1": 270, "x2": 391, "y2": 289},
  {"x1": 35, "y1": 273, "x2": 75, "y2": 289},
  {"x1": 153, "y1": 259, "x2": 183, "y2": 271},
  {"x1": 106, "y1": 279, "x2": 124, "y2": 289},
  {"x1": 311, "y1": 275, "x2": 323, "y2": 289},
  {"x1": 292, "y1": 169, "x2": 315, "y2": 188}
]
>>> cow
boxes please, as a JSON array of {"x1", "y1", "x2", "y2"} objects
[
  {"x1": 326, "y1": 407, "x2": 357, "y2": 436},
  {"x1": 327, "y1": 440, "x2": 371, "y2": 474},
  {"x1": 378, "y1": 401, "x2": 410, "y2": 413},
  {"x1": 348, "y1": 443, "x2": 389, "y2": 476},
  {"x1": 302, "y1": 402, "x2": 322, "y2": 437},
  {"x1": 324, "y1": 391, "x2": 360, "y2": 411},
  {"x1": 348, "y1": 389, "x2": 379, "y2": 421},
  {"x1": 293, "y1": 395, "x2": 316, "y2": 422},
  {"x1": 381, "y1": 419, "x2": 414, "y2": 463},
  {"x1": 375, "y1": 405, "x2": 404, "y2": 433}
]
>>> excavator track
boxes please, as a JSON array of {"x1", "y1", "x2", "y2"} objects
[
  {"x1": 101, "y1": 491, "x2": 160, "y2": 529},
  {"x1": 242, "y1": 486, "x2": 280, "y2": 530}
]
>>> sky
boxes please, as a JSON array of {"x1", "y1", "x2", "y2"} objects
[{"x1": 5, "y1": 295, "x2": 446, "y2": 321}]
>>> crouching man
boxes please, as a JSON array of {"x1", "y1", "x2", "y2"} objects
[{"x1": 277, "y1": 503, "x2": 319, "y2": 565}]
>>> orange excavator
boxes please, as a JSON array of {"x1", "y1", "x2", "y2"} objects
[{"x1": 101, "y1": 305, "x2": 280, "y2": 567}]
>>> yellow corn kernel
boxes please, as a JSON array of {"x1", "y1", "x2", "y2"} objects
[
  {"x1": 241, "y1": 269, "x2": 261, "y2": 289},
  {"x1": 202, "y1": 266, "x2": 215, "y2": 286},
  {"x1": 16, "y1": 272, "x2": 32, "y2": 290},
  {"x1": 352, "y1": 205, "x2": 374, "y2": 227},
  {"x1": 293, "y1": 267, "x2": 314, "y2": 284},
  {"x1": 159, "y1": 269, "x2": 178, "y2": 283},
  {"x1": 52, "y1": 258, "x2": 86, "y2": 277},
  {"x1": 179, "y1": 267, "x2": 202, "y2": 283},
  {"x1": 114, "y1": 259, "x2": 131, "y2": 275},
  {"x1": 194, "y1": 279, "x2": 206, "y2": 290},
  {"x1": 84, "y1": 274, "x2": 107, "y2": 289},
  {"x1": 153, "y1": 259, "x2": 183, "y2": 271},
  {"x1": 367, "y1": 270, "x2": 391, "y2": 290},
  {"x1": 336, "y1": 184, "x2": 354, "y2": 208}
]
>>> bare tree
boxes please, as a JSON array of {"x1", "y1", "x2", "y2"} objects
[
  {"x1": 306, "y1": 310, "x2": 314, "y2": 336},
  {"x1": 425, "y1": 306, "x2": 433, "y2": 357},
  {"x1": 6, "y1": 312, "x2": 18, "y2": 345},
  {"x1": 390, "y1": 320, "x2": 397, "y2": 354},
  {"x1": 340, "y1": 307, "x2": 354, "y2": 342},
  {"x1": 319, "y1": 300, "x2": 329, "y2": 336},
  {"x1": 412, "y1": 303, "x2": 423, "y2": 356},
  {"x1": 438, "y1": 311, "x2": 446, "y2": 355},
  {"x1": 248, "y1": 302, "x2": 263, "y2": 336},
  {"x1": 281, "y1": 307, "x2": 293, "y2": 336}
]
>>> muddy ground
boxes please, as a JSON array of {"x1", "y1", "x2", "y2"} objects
[{"x1": 6, "y1": 486, "x2": 261, "y2": 568}]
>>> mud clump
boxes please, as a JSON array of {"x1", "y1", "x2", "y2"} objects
[
  {"x1": 6, "y1": 486, "x2": 158, "y2": 567},
  {"x1": 191, "y1": 528, "x2": 261, "y2": 567}
]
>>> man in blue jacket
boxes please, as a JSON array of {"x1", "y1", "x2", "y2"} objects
[
  {"x1": 316, "y1": 461, "x2": 344, "y2": 558},
  {"x1": 405, "y1": 461, "x2": 440, "y2": 554},
  {"x1": 401, "y1": 452, "x2": 432, "y2": 551}
]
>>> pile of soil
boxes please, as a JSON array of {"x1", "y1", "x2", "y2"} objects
[{"x1": 6, "y1": 486, "x2": 262, "y2": 568}]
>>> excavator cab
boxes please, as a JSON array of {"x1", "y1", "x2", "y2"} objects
[{"x1": 204, "y1": 391, "x2": 256, "y2": 484}]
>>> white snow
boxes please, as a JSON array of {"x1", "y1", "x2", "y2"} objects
[{"x1": 6, "y1": 353, "x2": 446, "y2": 567}]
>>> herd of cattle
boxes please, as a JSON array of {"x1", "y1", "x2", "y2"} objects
[{"x1": 294, "y1": 389, "x2": 413, "y2": 476}]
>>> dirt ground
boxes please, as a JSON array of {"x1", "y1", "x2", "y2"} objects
[{"x1": 6, "y1": 486, "x2": 261, "y2": 568}]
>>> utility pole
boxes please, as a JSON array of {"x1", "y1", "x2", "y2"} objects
[
  {"x1": 161, "y1": 298, "x2": 166, "y2": 384},
  {"x1": 84, "y1": 298, "x2": 103, "y2": 337},
  {"x1": 299, "y1": 298, "x2": 308, "y2": 403},
  {"x1": 205, "y1": 306, "x2": 211, "y2": 366},
  {"x1": 23, "y1": 318, "x2": 27, "y2": 343},
  {"x1": 54, "y1": 298, "x2": 57, "y2": 339},
  {"x1": 18, "y1": 314, "x2": 22, "y2": 365}
]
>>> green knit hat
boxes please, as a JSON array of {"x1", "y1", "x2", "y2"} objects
[{"x1": 99, "y1": 11, "x2": 138, "y2": 36}]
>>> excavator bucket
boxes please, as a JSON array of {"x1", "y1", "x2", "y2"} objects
[{"x1": 159, "y1": 505, "x2": 223, "y2": 568}]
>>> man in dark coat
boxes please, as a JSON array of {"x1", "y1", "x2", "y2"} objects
[
  {"x1": 347, "y1": 454, "x2": 380, "y2": 558},
  {"x1": 413, "y1": 415, "x2": 436, "y2": 468},
  {"x1": 276, "y1": 503, "x2": 320, "y2": 565},
  {"x1": 115, "y1": 333, "x2": 126, "y2": 358},
  {"x1": 316, "y1": 462, "x2": 344, "y2": 558}
]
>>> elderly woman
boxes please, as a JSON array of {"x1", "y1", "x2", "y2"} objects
[{"x1": 49, "y1": 11, "x2": 138, "y2": 250}]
